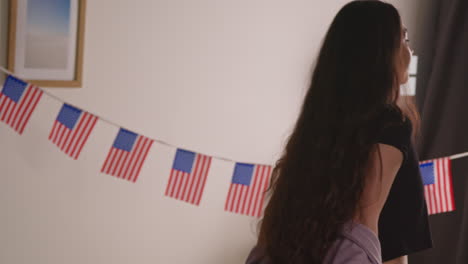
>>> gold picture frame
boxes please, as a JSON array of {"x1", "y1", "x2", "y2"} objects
[{"x1": 8, "y1": 0, "x2": 86, "y2": 87}]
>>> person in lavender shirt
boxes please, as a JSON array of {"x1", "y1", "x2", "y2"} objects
[{"x1": 246, "y1": 1, "x2": 432, "y2": 263}]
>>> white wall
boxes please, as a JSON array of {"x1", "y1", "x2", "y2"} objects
[{"x1": 0, "y1": 1, "x2": 436, "y2": 263}]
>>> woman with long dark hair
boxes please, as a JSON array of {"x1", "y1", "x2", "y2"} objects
[{"x1": 246, "y1": 1, "x2": 432, "y2": 263}]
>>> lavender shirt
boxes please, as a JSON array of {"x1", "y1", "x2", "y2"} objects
[
  {"x1": 324, "y1": 223, "x2": 381, "y2": 264},
  {"x1": 245, "y1": 223, "x2": 381, "y2": 264}
]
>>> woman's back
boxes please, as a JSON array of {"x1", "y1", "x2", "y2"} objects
[{"x1": 252, "y1": 1, "x2": 429, "y2": 263}]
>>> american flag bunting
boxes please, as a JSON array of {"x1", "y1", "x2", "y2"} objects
[
  {"x1": 49, "y1": 103, "x2": 98, "y2": 159},
  {"x1": 101, "y1": 128, "x2": 153, "y2": 182},
  {"x1": 165, "y1": 149, "x2": 212, "y2": 205},
  {"x1": 225, "y1": 163, "x2": 271, "y2": 217},
  {"x1": 420, "y1": 157, "x2": 455, "y2": 215},
  {"x1": 0, "y1": 75, "x2": 43, "y2": 134}
]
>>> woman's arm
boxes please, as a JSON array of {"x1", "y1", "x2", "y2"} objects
[
  {"x1": 357, "y1": 143, "x2": 404, "y2": 235},
  {"x1": 384, "y1": 255, "x2": 408, "y2": 264}
]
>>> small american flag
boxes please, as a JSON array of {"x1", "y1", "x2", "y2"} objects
[
  {"x1": 165, "y1": 149, "x2": 212, "y2": 205},
  {"x1": 101, "y1": 128, "x2": 153, "y2": 182},
  {"x1": 49, "y1": 104, "x2": 98, "y2": 159},
  {"x1": 225, "y1": 163, "x2": 272, "y2": 218},
  {"x1": 420, "y1": 157, "x2": 455, "y2": 215},
  {"x1": 0, "y1": 75, "x2": 43, "y2": 134}
]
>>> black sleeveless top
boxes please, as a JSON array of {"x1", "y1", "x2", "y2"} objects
[{"x1": 376, "y1": 109, "x2": 432, "y2": 261}]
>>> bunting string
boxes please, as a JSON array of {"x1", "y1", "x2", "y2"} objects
[
  {"x1": 0, "y1": 66, "x2": 465, "y2": 217},
  {"x1": 1, "y1": 66, "x2": 467, "y2": 163},
  {"x1": 0, "y1": 66, "x2": 252, "y2": 165}
]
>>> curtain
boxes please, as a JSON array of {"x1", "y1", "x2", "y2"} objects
[{"x1": 411, "y1": 0, "x2": 468, "y2": 263}]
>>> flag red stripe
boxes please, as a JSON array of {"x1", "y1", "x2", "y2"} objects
[
  {"x1": 115, "y1": 150, "x2": 128, "y2": 177},
  {"x1": 174, "y1": 162, "x2": 187, "y2": 199},
  {"x1": 173, "y1": 171, "x2": 184, "y2": 197},
  {"x1": 434, "y1": 159, "x2": 442, "y2": 213},
  {"x1": 4, "y1": 99, "x2": 15, "y2": 124},
  {"x1": 73, "y1": 114, "x2": 97, "y2": 159},
  {"x1": 165, "y1": 169, "x2": 175, "y2": 196},
  {"x1": 51, "y1": 123, "x2": 64, "y2": 149},
  {"x1": 241, "y1": 165, "x2": 257, "y2": 215},
  {"x1": 241, "y1": 185, "x2": 250, "y2": 214},
  {"x1": 243, "y1": 165, "x2": 261, "y2": 216},
  {"x1": 233, "y1": 185, "x2": 242, "y2": 213},
  {"x1": 227, "y1": 184, "x2": 236, "y2": 212},
  {"x1": 58, "y1": 124, "x2": 67, "y2": 147},
  {"x1": 128, "y1": 137, "x2": 147, "y2": 181},
  {"x1": 188, "y1": 155, "x2": 204, "y2": 203},
  {"x1": 253, "y1": 166, "x2": 268, "y2": 217},
  {"x1": 127, "y1": 135, "x2": 142, "y2": 181},
  {"x1": 54, "y1": 123, "x2": 64, "y2": 147},
  {"x1": 110, "y1": 148, "x2": 123, "y2": 176},
  {"x1": 194, "y1": 157, "x2": 211, "y2": 205},
  {"x1": 68, "y1": 113, "x2": 91, "y2": 159},
  {"x1": 165, "y1": 153, "x2": 211, "y2": 205},
  {"x1": 429, "y1": 184, "x2": 436, "y2": 214},
  {"x1": 64, "y1": 112, "x2": 87, "y2": 157},
  {"x1": 168, "y1": 170, "x2": 179, "y2": 197},
  {"x1": 10, "y1": 85, "x2": 33, "y2": 129},
  {"x1": 131, "y1": 137, "x2": 153, "y2": 182},
  {"x1": 124, "y1": 137, "x2": 145, "y2": 181},
  {"x1": 176, "y1": 172, "x2": 187, "y2": 197},
  {"x1": 5, "y1": 99, "x2": 16, "y2": 125},
  {"x1": 19, "y1": 87, "x2": 42, "y2": 134},
  {"x1": 241, "y1": 167, "x2": 255, "y2": 215},
  {"x1": 61, "y1": 126, "x2": 73, "y2": 151},
  {"x1": 64, "y1": 115, "x2": 83, "y2": 156},
  {"x1": 233, "y1": 184, "x2": 243, "y2": 213},
  {"x1": 224, "y1": 165, "x2": 272, "y2": 217},
  {"x1": 117, "y1": 136, "x2": 140, "y2": 179},
  {"x1": 251, "y1": 166, "x2": 266, "y2": 217},
  {"x1": 177, "y1": 155, "x2": 195, "y2": 200},
  {"x1": 53, "y1": 123, "x2": 62, "y2": 144},
  {"x1": 421, "y1": 158, "x2": 455, "y2": 215},
  {"x1": 239, "y1": 186, "x2": 248, "y2": 213},
  {"x1": 447, "y1": 159, "x2": 455, "y2": 211},
  {"x1": 49, "y1": 120, "x2": 58, "y2": 140},
  {"x1": 439, "y1": 159, "x2": 447, "y2": 212},
  {"x1": 18, "y1": 89, "x2": 42, "y2": 134},
  {"x1": 228, "y1": 184, "x2": 237, "y2": 212},
  {"x1": 182, "y1": 154, "x2": 201, "y2": 202},
  {"x1": 192, "y1": 155, "x2": 209, "y2": 205},
  {"x1": 425, "y1": 185, "x2": 431, "y2": 215},
  {"x1": 106, "y1": 149, "x2": 119, "y2": 175},
  {"x1": 225, "y1": 184, "x2": 234, "y2": 211},
  {"x1": 435, "y1": 159, "x2": 444, "y2": 213},
  {"x1": 256, "y1": 166, "x2": 272, "y2": 217},
  {"x1": 107, "y1": 148, "x2": 120, "y2": 174},
  {"x1": 60, "y1": 124, "x2": 73, "y2": 151},
  {"x1": 56, "y1": 123, "x2": 67, "y2": 149},
  {"x1": 445, "y1": 158, "x2": 452, "y2": 211},
  {"x1": 6, "y1": 85, "x2": 32, "y2": 125},
  {"x1": 0, "y1": 93, "x2": 7, "y2": 113},
  {"x1": 170, "y1": 170, "x2": 183, "y2": 197},
  {"x1": 424, "y1": 186, "x2": 429, "y2": 215},
  {"x1": 0, "y1": 98, "x2": 13, "y2": 121},
  {"x1": 442, "y1": 158, "x2": 452, "y2": 212},
  {"x1": 117, "y1": 146, "x2": 132, "y2": 179},
  {"x1": 101, "y1": 147, "x2": 114, "y2": 173},
  {"x1": 49, "y1": 121, "x2": 59, "y2": 141}
]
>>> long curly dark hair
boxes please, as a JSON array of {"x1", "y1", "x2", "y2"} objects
[{"x1": 257, "y1": 1, "x2": 419, "y2": 263}]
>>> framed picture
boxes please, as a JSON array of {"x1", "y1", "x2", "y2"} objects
[{"x1": 8, "y1": 0, "x2": 86, "y2": 87}]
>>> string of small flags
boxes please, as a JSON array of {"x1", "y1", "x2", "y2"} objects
[
  {"x1": 0, "y1": 66, "x2": 466, "y2": 217},
  {"x1": 0, "y1": 72, "x2": 270, "y2": 218}
]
